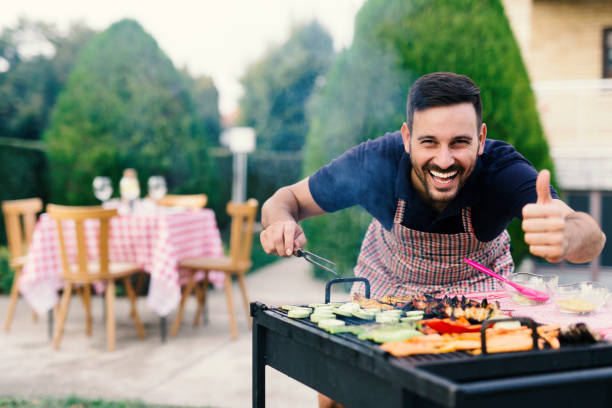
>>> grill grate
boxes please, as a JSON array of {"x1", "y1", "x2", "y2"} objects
[{"x1": 273, "y1": 306, "x2": 474, "y2": 360}]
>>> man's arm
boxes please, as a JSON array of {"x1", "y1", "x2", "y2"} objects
[
  {"x1": 260, "y1": 177, "x2": 327, "y2": 257},
  {"x1": 522, "y1": 169, "x2": 606, "y2": 263}
]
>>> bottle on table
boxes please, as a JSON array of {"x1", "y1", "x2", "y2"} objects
[{"x1": 119, "y1": 168, "x2": 140, "y2": 210}]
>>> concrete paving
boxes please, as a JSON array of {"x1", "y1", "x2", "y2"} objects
[{"x1": 0, "y1": 257, "x2": 348, "y2": 408}]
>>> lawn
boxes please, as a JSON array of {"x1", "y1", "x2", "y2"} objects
[{"x1": 0, "y1": 397, "x2": 211, "y2": 408}]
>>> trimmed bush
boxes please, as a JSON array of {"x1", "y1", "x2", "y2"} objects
[
  {"x1": 303, "y1": 0, "x2": 555, "y2": 276},
  {"x1": 44, "y1": 19, "x2": 216, "y2": 205}
]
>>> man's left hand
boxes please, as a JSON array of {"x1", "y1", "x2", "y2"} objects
[{"x1": 521, "y1": 169, "x2": 568, "y2": 263}]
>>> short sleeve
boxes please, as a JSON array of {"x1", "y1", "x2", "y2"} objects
[
  {"x1": 308, "y1": 144, "x2": 366, "y2": 212},
  {"x1": 308, "y1": 132, "x2": 403, "y2": 219}
]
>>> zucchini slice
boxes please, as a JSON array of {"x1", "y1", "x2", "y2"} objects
[
  {"x1": 404, "y1": 310, "x2": 425, "y2": 317},
  {"x1": 352, "y1": 309, "x2": 376, "y2": 320},
  {"x1": 287, "y1": 308, "x2": 312, "y2": 319},
  {"x1": 376, "y1": 314, "x2": 400, "y2": 324},
  {"x1": 310, "y1": 313, "x2": 336, "y2": 323},
  {"x1": 318, "y1": 319, "x2": 346, "y2": 330}
]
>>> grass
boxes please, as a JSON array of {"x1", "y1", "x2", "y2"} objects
[{"x1": 0, "y1": 396, "x2": 212, "y2": 408}]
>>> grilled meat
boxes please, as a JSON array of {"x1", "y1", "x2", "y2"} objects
[
  {"x1": 376, "y1": 293, "x2": 501, "y2": 322},
  {"x1": 352, "y1": 293, "x2": 395, "y2": 310}
]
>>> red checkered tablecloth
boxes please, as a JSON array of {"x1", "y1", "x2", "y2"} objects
[
  {"x1": 457, "y1": 290, "x2": 612, "y2": 339},
  {"x1": 19, "y1": 209, "x2": 224, "y2": 316}
]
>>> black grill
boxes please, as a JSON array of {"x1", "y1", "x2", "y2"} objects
[{"x1": 252, "y1": 277, "x2": 612, "y2": 408}]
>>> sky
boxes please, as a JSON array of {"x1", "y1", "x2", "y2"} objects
[{"x1": 0, "y1": 0, "x2": 365, "y2": 116}]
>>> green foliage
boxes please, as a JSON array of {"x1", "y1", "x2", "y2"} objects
[
  {"x1": 0, "y1": 20, "x2": 94, "y2": 244},
  {"x1": 0, "y1": 246, "x2": 14, "y2": 294},
  {"x1": 247, "y1": 150, "x2": 303, "y2": 211},
  {"x1": 0, "y1": 146, "x2": 48, "y2": 244},
  {"x1": 44, "y1": 19, "x2": 216, "y2": 205},
  {"x1": 239, "y1": 21, "x2": 334, "y2": 151},
  {"x1": 183, "y1": 72, "x2": 221, "y2": 148},
  {"x1": 0, "y1": 19, "x2": 95, "y2": 141},
  {"x1": 303, "y1": 0, "x2": 555, "y2": 274}
]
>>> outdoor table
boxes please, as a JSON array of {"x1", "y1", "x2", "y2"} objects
[
  {"x1": 19, "y1": 207, "x2": 224, "y2": 339},
  {"x1": 252, "y1": 286, "x2": 612, "y2": 408}
]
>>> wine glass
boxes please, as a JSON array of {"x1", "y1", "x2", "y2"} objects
[
  {"x1": 93, "y1": 176, "x2": 113, "y2": 203},
  {"x1": 148, "y1": 176, "x2": 167, "y2": 201}
]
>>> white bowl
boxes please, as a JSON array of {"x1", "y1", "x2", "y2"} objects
[{"x1": 503, "y1": 272, "x2": 558, "y2": 306}]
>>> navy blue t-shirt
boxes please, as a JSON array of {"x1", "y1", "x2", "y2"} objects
[{"x1": 308, "y1": 131, "x2": 558, "y2": 242}]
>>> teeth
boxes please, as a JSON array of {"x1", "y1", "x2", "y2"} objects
[{"x1": 429, "y1": 170, "x2": 457, "y2": 179}]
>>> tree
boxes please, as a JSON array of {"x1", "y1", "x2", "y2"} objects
[
  {"x1": 302, "y1": 0, "x2": 555, "y2": 276},
  {"x1": 44, "y1": 19, "x2": 215, "y2": 205},
  {"x1": 182, "y1": 71, "x2": 221, "y2": 148},
  {"x1": 0, "y1": 19, "x2": 95, "y2": 244},
  {"x1": 239, "y1": 21, "x2": 334, "y2": 152},
  {"x1": 0, "y1": 19, "x2": 95, "y2": 141}
]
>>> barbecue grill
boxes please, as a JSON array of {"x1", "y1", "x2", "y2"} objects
[{"x1": 252, "y1": 278, "x2": 612, "y2": 407}]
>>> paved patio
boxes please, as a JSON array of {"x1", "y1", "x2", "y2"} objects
[{"x1": 0, "y1": 257, "x2": 347, "y2": 408}]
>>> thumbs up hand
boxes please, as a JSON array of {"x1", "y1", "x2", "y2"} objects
[{"x1": 522, "y1": 169, "x2": 567, "y2": 263}]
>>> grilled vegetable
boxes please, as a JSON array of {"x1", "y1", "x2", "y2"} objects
[
  {"x1": 310, "y1": 312, "x2": 336, "y2": 323},
  {"x1": 371, "y1": 328, "x2": 423, "y2": 343},
  {"x1": 309, "y1": 302, "x2": 343, "y2": 308},
  {"x1": 288, "y1": 308, "x2": 312, "y2": 319},
  {"x1": 318, "y1": 319, "x2": 346, "y2": 330},
  {"x1": 425, "y1": 318, "x2": 481, "y2": 334},
  {"x1": 376, "y1": 314, "x2": 400, "y2": 324},
  {"x1": 352, "y1": 309, "x2": 376, "y2": 320}
]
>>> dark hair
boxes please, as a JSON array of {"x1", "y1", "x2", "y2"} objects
[{"x1": 406, "y1": 72, "x2": 482, "y2": 132}]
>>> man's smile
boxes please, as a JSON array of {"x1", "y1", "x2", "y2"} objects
[{"x1": 427, "y1": 168, "x2": 460, "y2": 190}]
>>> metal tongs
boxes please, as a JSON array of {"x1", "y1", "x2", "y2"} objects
[{"x1": 293, "y1": 248, "x2": 339, "y2": 276}]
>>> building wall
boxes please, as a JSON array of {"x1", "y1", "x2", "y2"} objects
[
  {"x1": 530, "y1": 0, "x2": 612, "y2": 81},
  {"x1": 503, "y1": 0, "x2": 612, "y2": 155},
  {"x1": 503, "y1": 0, "x2": 612, "y2": 274},
  {"x1": 501, "y1": 0, "x2": 533, "y2": 73}
]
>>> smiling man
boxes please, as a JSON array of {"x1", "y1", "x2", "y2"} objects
[{"x1": 260, "y1": 72, "x2": 606, "y2": 300}]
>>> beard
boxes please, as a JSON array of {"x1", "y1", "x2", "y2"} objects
[{"x1": 410, "y1": 150, "x2": 479, "y2": 210}]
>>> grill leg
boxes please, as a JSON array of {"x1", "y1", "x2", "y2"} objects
[{"x1": 253, "y1": 319, "x2": 265, "y2": 407}]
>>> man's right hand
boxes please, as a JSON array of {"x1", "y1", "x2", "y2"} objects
[{"x1": 260, "y1": 220, "x2": 307, "y2": 257}]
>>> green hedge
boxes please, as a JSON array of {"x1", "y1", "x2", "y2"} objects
[
  {"x1": 0, "y1": 145, "x2": 48, "y2": 245},
  {"x1": 303, "y1": 0, "x2": 556, "y2": 276},
  {"x1": 0, "y1": 246, "x2": 14, "y2": 294}
]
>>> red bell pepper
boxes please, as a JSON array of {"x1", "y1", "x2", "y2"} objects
[{"x1": 424, "y1": 318, "x2": 481, "y2": 334}]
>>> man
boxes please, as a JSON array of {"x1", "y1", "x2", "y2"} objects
[{"x1": 260, "y1": 71, "x2": 606, "y2": 408}]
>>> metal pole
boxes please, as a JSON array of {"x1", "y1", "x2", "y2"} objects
[{"x1": 232, "y1": 152, "x2": 247, "y2": 203}]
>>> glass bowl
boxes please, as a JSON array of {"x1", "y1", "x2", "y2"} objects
[
  {"x1": 503, "y1": 272, "x2": 558, "y2": 306},
  {"x1": 554, "y1": 281, "x2": 609, "y2": 315}
]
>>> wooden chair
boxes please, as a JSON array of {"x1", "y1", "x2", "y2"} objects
[
  {"x1": 2, "y1": 198, "x2": 43, "y2": 332},
  {"x1": 170, "y1": 198, "x2": 258, "y2": 339},
  {"x1": 157, "y1": 194, "x2": 208, "y2": 210},
  {"x1": 47, "y1": 204, "x2": 146, "y2": 351}
]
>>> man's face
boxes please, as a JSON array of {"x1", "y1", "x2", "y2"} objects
[{"x1": 401, "y1": 102, "x2": 486, "y2": 212}]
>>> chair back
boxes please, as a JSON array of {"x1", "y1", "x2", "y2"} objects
[
  {"x1": 2, "y1": 198, "x2": 43, "y2": 261},
  {"x1": 157, "y1": 194, "x2": 208, "y2": 210},
  {"x1": 227, "y1": 199, "x2": 259, "y2": 269},
  {"x1": 47, "y1": 204, "x2": 118, "y2": 281}
]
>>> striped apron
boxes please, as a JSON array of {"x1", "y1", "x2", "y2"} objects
[{"x1": 352, "y1": 198, "x2": 514, "y2": 298}]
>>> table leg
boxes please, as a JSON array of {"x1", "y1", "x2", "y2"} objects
[
  {"x1": 102, "y1": 291, "x2": 106, "y2": 323},
  {"x1": 253, "y1": 316, "x2": 265, "y2": 407},
  {"x1": 47, "y1": 309, "x2": 53, "y2": 341},
  {"x1": 160, "y1": 316, "x2": 167, "y2": 343}
]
